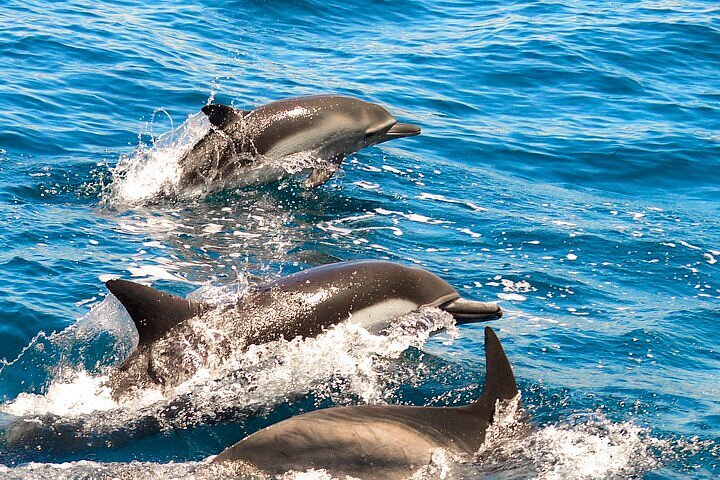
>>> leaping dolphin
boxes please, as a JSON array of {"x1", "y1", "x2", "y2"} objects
[
  {"x1": 105, "y1": 260, "x2": 501, "y2": 400},
  {"x1": 177, "y1": 95, "x2": 421, "y2": 193},
  {"x1": 211, "y1": 327, "x2": 522, "y2": 479}
]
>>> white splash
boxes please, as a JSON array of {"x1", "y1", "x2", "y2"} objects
[
  {"x1": 187, "y1": 274, "x2": 250, "y2": 305},
  {"x1": 3, "y1": 371, "x2": 116, "y2": 417},
  {"x1": 127, "y1": 264, "x2": 187, "y2": 282},
  {"x1": 529, "y1": 418, "x2": 661, "y2": 479},
  {"x1": 475, "y1": 404, "x2": 663, "y2": 480},
  {"x1": 106, "y1": 112, "x2": 210, "y2": 205},
  {"x1": 104, "y1": 111, "x2": 334, "y2": 205},
  {"x1": 416, "y1": 192, "x2": 487, "y2": 212}
]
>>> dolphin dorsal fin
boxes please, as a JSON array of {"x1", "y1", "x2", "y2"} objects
[
  {"x1": 106, "y1": 279, "x2": 205, "y2": 347},
  {"x1": 469, "y1": 327, "x2": 519, "y2": 419},
  {"x1": 201, "y1": 104, "x2": 248, "y2": 130}
]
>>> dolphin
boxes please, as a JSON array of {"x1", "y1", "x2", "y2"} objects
[
  {"x1": 211, "y1": 327, "x2": 521, "y2": 479},
  {"x1": 177, "y1": 94, "x2": 421, "y2": 193},
  {"x1": 105, "y1": 260, "x2": 501, "y2": 400}
]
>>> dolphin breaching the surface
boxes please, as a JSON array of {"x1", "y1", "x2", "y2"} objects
[
  {"x1": 177, "y1": 94, "x2": 421, "y2": 193},
  {"x1": 105, "y1": 260, "x2": 501, "y2": 400},
  {"x1": 211, "y1": 327, "x2": 522, "y2": 479}
]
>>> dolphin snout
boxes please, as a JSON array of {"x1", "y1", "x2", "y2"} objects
[
  {"x1": 441, "y1": 298, "x2": 503, "y2": 324},
  {"x1": 385, "y1": 122, "x2": 421, "y2": 138}
]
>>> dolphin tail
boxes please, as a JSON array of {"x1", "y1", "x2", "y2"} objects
[
  {"x1": 106, "y1": 279, "x2": 206, "y2": 347},
  {"x1": 442, "y1": 298, "x2": 502, "y2": 323},
  {"x1": 467, "y1": 327, "x2": 519, "y2": 419}
]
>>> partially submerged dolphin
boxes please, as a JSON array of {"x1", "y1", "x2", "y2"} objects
[
  {"x1": 178, "y1": 95, "x2": 421, "y2": 192},
  {"x1": 212, "y1": 327, "x2": 521, "y2": 479},
  {"x1": 106, "y1": 260, "x2": 501, "y2": 400}
]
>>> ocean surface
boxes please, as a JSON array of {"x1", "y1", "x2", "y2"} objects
[{"x1": 0, "y1": 0, "x2": 718, "y2": 478}]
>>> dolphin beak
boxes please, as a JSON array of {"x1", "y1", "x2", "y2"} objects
[
  {"x1": 384, "y1": 122, "x2": 421, "y2": 138},
  {"x1": 441, "y1": 298, "x2": 503, "y2": 324}
]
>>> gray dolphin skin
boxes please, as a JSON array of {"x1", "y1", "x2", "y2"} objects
[
  {"x1": 177, "y1": 94, "x2": 421, "y2": 192},
  {"x1": 105, "y1": 260, "x2": 501, "y2": 400},
  {"x1": 211, "y1": 327, "x2": 520, "y2": 479}
]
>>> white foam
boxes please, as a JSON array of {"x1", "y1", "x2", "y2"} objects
[
  {"x1": 281, "y1": 470, "x2": 343, "y2": 480},
  {"x1": 103, "y1": 112, "x2": 330, "y2": 205},
  {"x1": 416, "y1": 192, "x2": 487, "y2": 212},
  {"x1": 3, "y1": 371, "x2": 116, "y2": 417},
  {"x1": 497, "y1": 293, "x2": 527, "y2": 302},
  {"x1": 353, "y1": 180, "x2": 380, "y2": 190},
  {"x1": 317, "y1": 213, "x2": 404, "y2": 237},
  {"x1": 530, "y1": 419, "x2": 659, "y2": 479},
  {"x1": 187, "y1": 276, "x2": 249, "y2": 305},
  {"x1": 127, "y1": 264, "x2": 187, "y2": 282},
  {"x1": 475, "y1": 401, "x2": 663, "y2": 479},
  {"x1": 374, "y1": 208, "x2": 448, "y2": 225},
  {"x1": 106, "y1": 112, "x2": 209, "y2": 204},
  {"x1": 0, "y1": 461, "x2": 208, "y2": 480},
  {"x1": 459, "y1": 227, "x2": 482, "y2": 238},
  {"x1": 381, "y1": 165, "x2": 404, "y2": 174},
  {"x1": 501, "y1": 279, "x2": 534, "y2": 293}
]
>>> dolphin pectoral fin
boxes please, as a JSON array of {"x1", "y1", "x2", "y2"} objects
[
  {"x1": 201, "y1": 104, "x2": 248, "y2": 130},
  {"x1": 468, "y1": 327, "x2": 519, "y2": 419},
  {"x1": 441, "y1": 298, "x2": 502, "y2": 323},
  {"x1": 105, "y1": 279, "x2": 206, "y2": 347},
  {"x1": 302, "y1": 166, "x2": 337, "y2": 189}
]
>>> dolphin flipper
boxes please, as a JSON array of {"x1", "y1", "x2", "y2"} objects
[
  {"x1": 201, "y1": 104, "x2": 249, "y2": 130},
  {"x1": 468, "y1": 327, "x2": 519, "y2": 419},
  {"x1": 106, "y1": 279, "x2": 206, "y2": 347},
  {"x1": 302, "y1": 166, "x2": 337, "y2": 188}
]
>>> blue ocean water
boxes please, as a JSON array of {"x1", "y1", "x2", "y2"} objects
[{"x1": 0, "y1": 0, "x2": 718, "y2": 477}]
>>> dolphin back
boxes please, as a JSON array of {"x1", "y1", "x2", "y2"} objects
[
  {"x1": 268, "y1": 260, "x2": 461, "y2": 310},
  {"x1": 106, "y1": 279, "x2": 206, "y2": 347}
]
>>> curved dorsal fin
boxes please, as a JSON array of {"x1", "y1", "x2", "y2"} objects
[
  {"x1": 106, "y1": 279, "x2": 205, "y2": 347},
  {"x1": 468, "y1": 327, "x2": 519, "y2": 419},
  {"x1": 201, "y1": 104, "x2": 248, "y2": 130}
]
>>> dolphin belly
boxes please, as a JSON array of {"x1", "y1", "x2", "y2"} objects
[{"x1": 345, "y1": 298, "x2": 422, "y2": 331}]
